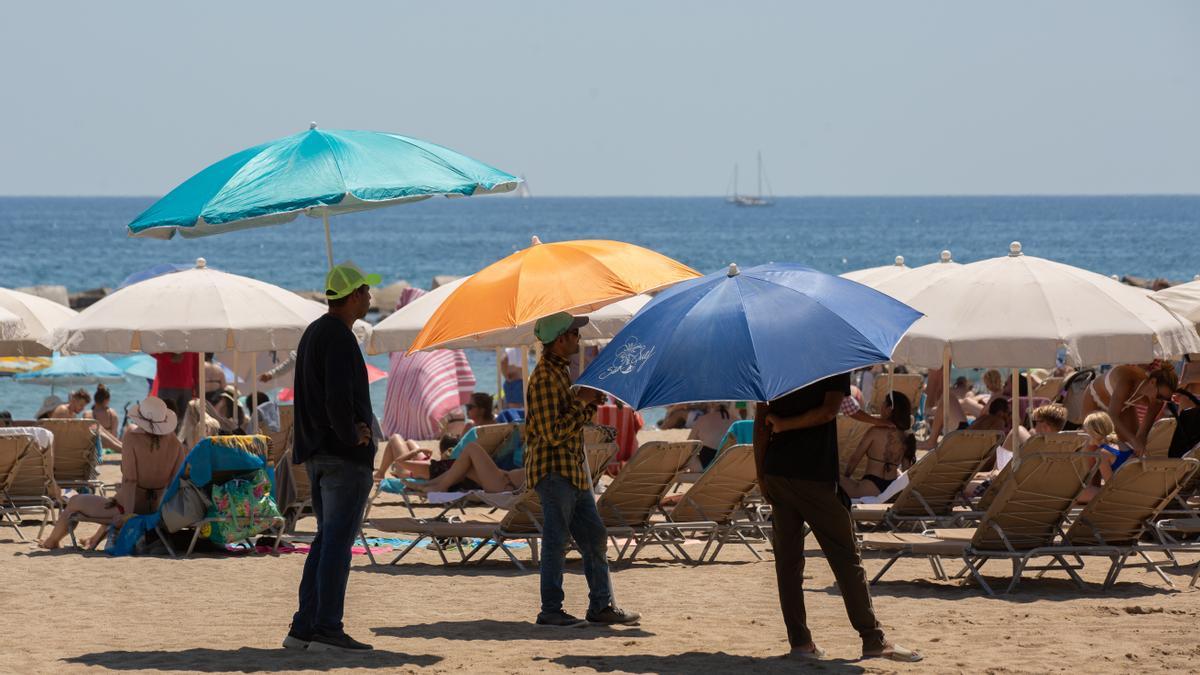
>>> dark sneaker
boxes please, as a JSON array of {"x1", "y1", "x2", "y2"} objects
[
  {"x1": 586, "y1": 605, "x2": 641, "y2": 625},
  {"x1": 536, "y1": 610, "x2": 588, "y2": 628},
  {"x1": 281, "y1": 625, "x2": 311, "y2": 650},
  {"x1": 307, "y1": 631, "x2": 373, "y2": 652}
]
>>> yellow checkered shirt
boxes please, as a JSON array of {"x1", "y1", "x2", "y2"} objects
[{"x1": 523, "y1": 351, "x2": 596, "y2": 491}]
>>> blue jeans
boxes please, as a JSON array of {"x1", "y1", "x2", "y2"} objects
[
  {"x1": 291, "y1": 454, "x2": 373, "y2": 636},
  {"x1": 535, "y1": 472, "x2": 613, "y2": 614}
]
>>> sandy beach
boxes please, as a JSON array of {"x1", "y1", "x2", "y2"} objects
[{"x1": 1, "y1": 428, "x2": 1196, "y2": 675}]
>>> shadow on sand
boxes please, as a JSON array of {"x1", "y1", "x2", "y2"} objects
[
  {"x1": 374, "y1": 619, "x2": 654, "y2": 642},
  {"x1": 61, "y1": 647, "x2": 441, "y2": 672},
  {"x1": 547, "y1": 651, "x2": 868, "y2": 673}
]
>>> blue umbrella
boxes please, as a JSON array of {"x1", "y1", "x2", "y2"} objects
[
  {"x1": 117, "y1": 263, "x2": 193, "y2": 290},
  {"x1": 13, "y1": 353, "x2": 126, "y2": 387},
  {"x1": 111, "y1": 353, "x2": 157, "y2": 380},
  {"x1": 126, "y1": 124, "x2": 521, "y2": 266},
  {"x1": 576, "y1": 263, "x2": 923, "y2": 408}
]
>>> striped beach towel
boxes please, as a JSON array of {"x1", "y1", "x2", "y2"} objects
[{"x1": 382, "y1": 288, "x2": 476, "y2": 440}]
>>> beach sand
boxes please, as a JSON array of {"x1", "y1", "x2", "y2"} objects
[{"x1": 2, "y1": 429, "x2": 1198, "y2": 674}]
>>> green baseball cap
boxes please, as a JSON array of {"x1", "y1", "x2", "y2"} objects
[
  {"x1": 325, "y1": 261, "x2": 382, "y2": 300},
  {"x1": 534, "y1": 312, "x2": 589, "y2": 343}
]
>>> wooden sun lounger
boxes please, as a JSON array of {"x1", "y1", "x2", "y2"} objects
[
  {"x1": 634, "y1": 444, "x2": 762, "y2": 563},
  {"x1": 862, "y1": 452, "x2": 1097, "y2": 595},
  {"x1": 851, "y1": 429, "x2": 1002, "y2": 531},
  {"x1": 868, "y1": 373, "x2": 924, "y2": 415},
  {"x1": 1144, "y1": 417, "x2": 1177, "y2": 459},
  {"x1": 0, "y1": 433, "x2": 57, "y2": 541},
  {"x1": 369, "y1": 441, "x2": 689, "y2": 569},
  {"x1": 32, "y1": 419, "x2": 104, "y2": 495},
  {"x1": 1060, "y1": 457, "x2": 1199, "y2": 589},
  {"x1": 971, "y1": 431, "x2": 1089, "y2": 514}
]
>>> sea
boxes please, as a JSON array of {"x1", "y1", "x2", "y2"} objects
[{"x1": 1, "y1": 195, "x2": 1197, "y2": 425}]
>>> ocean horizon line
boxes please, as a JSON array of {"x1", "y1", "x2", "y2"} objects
[{"x1": 1, "y1": 193, "x2": 1199, "y2": 201}]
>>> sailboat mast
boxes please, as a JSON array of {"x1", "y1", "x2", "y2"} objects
[
  {"x1": 733, "y1": 164, "x2": 739, "y2": 198},
  {"x1": 756, "y1": 151, "x2": 763, "y2": 200}
]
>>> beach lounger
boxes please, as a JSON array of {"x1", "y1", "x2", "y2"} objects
[
  {"x1": 1060, "y1": 457, "x2": 1199, "y2": 589},
  {"x1": 1144, "y1": 417, "x2": 1177, "y2": 459},
  {"x1": 862, "y1": 452, "x2": 1096, "y2": 595},
  {"x1": 1032, "y1": 376, "x2": 1064, "y2": 401},
  {"x1": 28, "y1": 420, "x2": 103, "y2": 495},
  {"x1": 972, "y1": 431, "x2": 1090, "y2": 514},
  {"x1": 0, "y1": 432, "x2": 57, "y2": 540},
  {"x1": 868, "y1": 373, "x2": 924, "y2": 415},
  {"x1": 851, "y1": 429, "x2": 1002, "y2": 531},
  {"x1": 634, "y1": 443, "x2": 762, "y2": 563},
  {"x1": 264, "y1": 406, "x2": 294, "y2": 467},
  {"x1": 370, "y1": 441, "x2": 689, "y2": 569}
]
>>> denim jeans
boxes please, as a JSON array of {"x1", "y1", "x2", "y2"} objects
[
  {"x1": 291, "y1": 454, "x2": 373, "y2": 636},
  {"x1": 535, "y1": 472, "x2": 613, "y2": 614}
]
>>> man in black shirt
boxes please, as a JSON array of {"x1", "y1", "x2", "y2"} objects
[
  {"x1": 285, "y1": 262, "x2": 380, "y2": 653},
  {"x1": 754, "y1": 373, "x2": 921, "y2": 663}
]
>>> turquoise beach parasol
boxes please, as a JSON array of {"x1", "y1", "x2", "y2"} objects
[
  {"x1": 126, "y1": 124, "x2": 521, "y2": 266},
  {"x1": 13, "y1": 353, "x2": 125, "y2": 387}
]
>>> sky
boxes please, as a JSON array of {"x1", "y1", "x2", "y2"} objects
[{"x1": 1, "y1": 1, "x2": 1198, "y2": 197}]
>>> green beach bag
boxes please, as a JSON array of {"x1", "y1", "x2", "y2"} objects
[{"x1": 201, "y1": 469, "x2": 281, "y2": 544}]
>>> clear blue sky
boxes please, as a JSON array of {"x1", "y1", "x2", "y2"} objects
[{"x1": 2, "y1": 1, "x2": 1197, "y2": 196}]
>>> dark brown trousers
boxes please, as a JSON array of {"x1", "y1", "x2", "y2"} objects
[{"x1": 764, "y1": 475, "x2": 885, "y2": 651}]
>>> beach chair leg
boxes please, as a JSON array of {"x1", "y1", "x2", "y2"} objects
[
  {"x1": 155, "y1": 524, "x2": 178, "y2": 559},
  {"x1": 430, "y1": 536, "x2": 451, "y2": 565},
  {"x1": 870, "y1": 553, "x2": 902, "y2": 584},
  {"x1": 184, "y1": 525, "x2": 206, "y2": 558},
  {"x1": 497, "y1": 542, "x2": 526, "y2": 571},
  {"x1": 389, "y1": 535, "x2": 427, "y2": 565},
  {"x1": 1004, "y1": 557, "x2": 1033, "y2": 594},
  {"x1": 929, "y1": 555, "x2": 947, "y2": 581},
  {"x1": 1054, "y1": 555, "x2": 1087, "y2": 590},
  {"x1": 359, "y1": 525, "x2": 376, "y2": 565},
  {"x1": 1190, "y1": 561, "x2": 1199, "y2": 588},
  {"x1": 461, "y1": 539, "x2": 494, "y2": 564},
  {"x1": 1138, "y1": 551, "x2": 1175, "y2": 589},
  {"x1": 734, "y1": 528, "x2": 763, "y2": 561}
]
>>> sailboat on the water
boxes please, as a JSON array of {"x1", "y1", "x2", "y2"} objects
[{"x1": 726, "y1": 152, "x2": 773, "y2": 207}]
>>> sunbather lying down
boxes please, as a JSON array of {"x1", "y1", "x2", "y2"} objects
[{"x1": 375, "y1": 434, "x2": 525, "y2": 494}]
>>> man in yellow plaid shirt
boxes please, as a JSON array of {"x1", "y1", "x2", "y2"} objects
[{"x1": 525, "y1": 312, "x2": 641, "y2": 628}]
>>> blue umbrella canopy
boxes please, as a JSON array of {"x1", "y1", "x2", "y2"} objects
[
  {"x1": 13, "y1": 353, "x2": 126, "y2": 387},
  {"x1": 126, "y1": 125, "x2": 521, "y2": 264},
  {"x1": 576, "y1": 263, "x2": 923, "y2": 409},
  {"x1": 111, "y1": 353, "x2": 157, "y2": 380},
  {"x1": 118, "y1": 263, "x2": 193, "y2": 290}
]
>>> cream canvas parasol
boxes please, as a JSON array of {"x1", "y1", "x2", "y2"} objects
[
  {"x1": 890, "y1": 243, "x2": 1200, "y2": 369},
  {"x1": 0, "y1": 288, "x2": 79, "y2": 356},
  {"x1": 840, "y1": 255, "x2": 909, "y2": 287}
]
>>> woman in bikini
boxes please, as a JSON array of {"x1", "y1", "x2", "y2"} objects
[
  {"x1": 85, "y1": 383, "x2": 123, "y2": 452},
  {"x1": 410, "y1": 443, "x2": 526, "y2": 493},
  {"x1": 1081, "y1": 362, "x2": 1177, "y2": 455},
  {"x1": 840, "y1": 393, "x2": 916, "y2": 498}
]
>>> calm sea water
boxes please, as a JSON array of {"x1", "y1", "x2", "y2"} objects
[{"x1": 1, "y1": 195, "x2": 1197, "y2": 422}]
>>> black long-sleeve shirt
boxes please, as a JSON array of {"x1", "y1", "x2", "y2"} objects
[{"x1": 293, "y1": 313, "x2": 375, "y2": 466}]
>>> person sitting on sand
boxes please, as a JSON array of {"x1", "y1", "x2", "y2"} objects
[
  {"x1": 41, "y1": 397, "x2": 185, "y2": 550},
  {"x1": 839, "y1": 393, "x2": 916, "y2": 498},
  {"x1": 1076, "y1": 410, "x2": 1133, "y2": 504},
  {"x1": 1082, "y1": 362, "x2": 1177, "y2": 455},
  {"x1": 49, "y1": 388, "x2": 90, "y2": 419}
]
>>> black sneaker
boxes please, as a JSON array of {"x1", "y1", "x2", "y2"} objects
[
  {"x1": 586, "y1": 605, "x2": 641, "y2": 625},
  {"x1": 536, "y1": 610, "x2": 588, "y2": 628},
  {"x1": 281, "y1": 624, "x2": 312, "y2": 650},
  {"x1": 307, "y1": 631, "x2": 373, "y2": 652}
]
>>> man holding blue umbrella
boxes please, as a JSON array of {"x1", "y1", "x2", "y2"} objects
[
  {"x1": 575, "y1": 262, "x2": 924, "y2": 661},
  {"x1": 758, "y1": 378, "x2": 921, "y2": 662}
]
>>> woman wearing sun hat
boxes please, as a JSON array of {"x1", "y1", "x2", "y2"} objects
[
  {"x1": 40, "y1": 395, "x2": 186, "y2": 550},
  {"x1": 119, "y1": 396, "x2": 187, "y2": 515}
]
